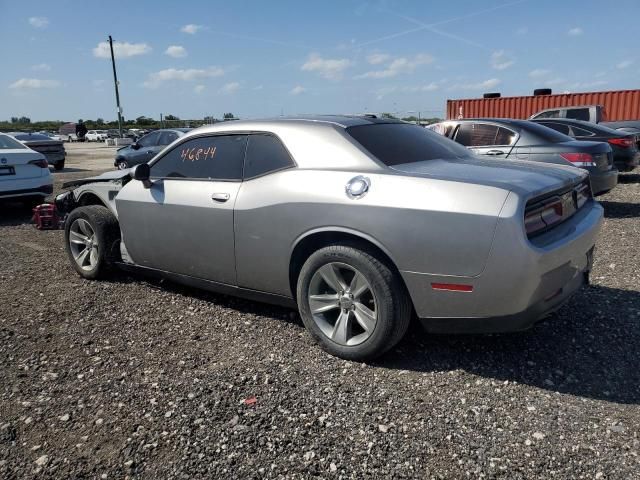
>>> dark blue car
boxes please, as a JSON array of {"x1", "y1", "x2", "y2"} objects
[{"x1": 114, "y1": 128, "x2": 191, "y2": 170}]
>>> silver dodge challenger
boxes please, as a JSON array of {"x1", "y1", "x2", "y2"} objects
[{"x1": 56, "y1": 116, "x2": 603, "y2": 360}]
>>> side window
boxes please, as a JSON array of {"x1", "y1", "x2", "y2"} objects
[
  {"x1": 533, "y1": 110, "x2": 560, "y2": 119},
  {"x1": 150, "y1": 135, "x2": 248, "y2": 180},
  {"x1": 474, "y1": 124, "x2": 499, "y2": 146},
  {"x1": 244, "y1": 134, "x2": 295, "y2": 179},
  {"x1": 540, "y1": 122, "x2": 571, "y2": 135},
  {"x1": 454, "y1": 123, "x2": 473, "y2": 146},
  {"x1": 138, "y1": 132, "x2": 161, "y2": 147},
  {"x1": 158, "y1": 131, "x2": 178, "y2": 146},
  {"x1": 495, "y1": 127, "x2": 517, "y2": 145},
  {"x1": 569, "y1": 125, "x2": 595, "y2": 137},
  {"x1": 565, "y1": 108, "x2": 590, "y2": 121}
]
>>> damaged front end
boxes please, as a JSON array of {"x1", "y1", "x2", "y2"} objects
[{"x1": 55, "y1": 169, "x2": 133, "y2": 215}]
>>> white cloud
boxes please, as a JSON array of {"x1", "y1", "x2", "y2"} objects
[
  {"x1": 367, "y1": 53, "x2": 391, "y2": 65},
  {"x1": 181, "y1": 24, "x2": 202, "y2": 34},
  {"x1": 301, "y1": 54, "x2": 352, "y2": 80},
  {"x1": 9, "y1": 78, "x2": 60, "y2": 89},
  {"x1": 194, "y1": 85, "x2": 205, "y2": 94},
  {"x1": 28, "y1": 17, "x2": 48, "y2": 28},
  {"x1": 165, "y1": 45, "x2": 187, "y2": 58},
  {"x1": 544, "y1": 77, "x2": 566, "y2": 87},
  {"x1": 567, "y1": 80, "x2": 608, "y2": 90},
  {"x1": 490, "y1": 50, "x2": 514, "y2": 70},
  {"x1": 93, "y1": 41, "x2": 151, "y2": 59},
  {"x1": 450, "y1": 78, "x2": 501, "y2": 91},
  {"x1": 529, "y1": 69, "x2": 550, "y2": 78},
  {"x1": 409, "y1": 82, "x2": 439, "y2": 92},
  {"x1": 219, "y1": 82, "x2": 240, "y2": 94},
  {"x1": 568, "y1": 27, "x2": 583, "y2": 36},
  {"x1": 356, "y1": 53, "x2": 434, "y2": 79},
  {"x1": 375, "y1": 82, "x2": 439, "y2": 99},
  {"x1": 290, "y1": 85, "x2": 306, "y2": 95},
  {"x1": 143, "y1": 67, "x2": 225, "y2": 88},
  {"x1": 31, "y1": 63, "x2": 51, "y2": 72},
  {"x1": 616, "y1": 60, "x2": 633, "y2": 69}
]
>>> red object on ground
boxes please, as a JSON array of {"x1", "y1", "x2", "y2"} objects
[
  {"x1": 32, "y1": 203, "x2": 63, "y2": 230},
  {"x1": 243, "y1": 396, "x2": 257, "y2": 406},
  {"x1": 446, "y1": 89, "x2": 640, "y2": 121}
]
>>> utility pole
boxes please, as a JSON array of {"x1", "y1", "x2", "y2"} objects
[
  {"x1": 108, "y1": 35, "x2": 123, "y2": 138},
  {"x1": 160, "y1": 113, "x2": 164, "y2": 128}
]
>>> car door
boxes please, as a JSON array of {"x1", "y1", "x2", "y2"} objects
[
  {"x1": 131, "y1": 131, "x2": 162, "y2": 165},
  {"x1": 453, "y1": 122, "x2": 517, "y2": 157},
  {"x1": 115, "y1": 134, "x2": 248, "y2": 285}
]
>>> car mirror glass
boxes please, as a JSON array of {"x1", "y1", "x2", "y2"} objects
[{"x1": 132, "y1": 163, "x2": 151, "y2": 188}]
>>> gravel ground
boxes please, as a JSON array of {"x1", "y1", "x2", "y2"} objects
[{"x1": 1, "y1": 168, "x2": 639, "y2": 479}]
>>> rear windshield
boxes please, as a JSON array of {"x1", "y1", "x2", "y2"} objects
[
  {"x1": 346, "y1": 123, "x2": 473, "y2": 166},
  {"x1": 524, "y1": 121, "x2": 574, "y2": 143},
  {"x1": 12, "y1": 133, "x2": 52, "y2": 141},
  {"x1": 0, "y1": 135, "x2": 26, "y2": 149}
]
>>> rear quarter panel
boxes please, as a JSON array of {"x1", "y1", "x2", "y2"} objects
[{"x1": 234, "y1": 169, "x2": 509, "y2": 297}]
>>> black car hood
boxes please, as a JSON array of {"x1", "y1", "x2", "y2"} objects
[{"x1": 62, "y1": 169, "x2": 131, "y2": 189}]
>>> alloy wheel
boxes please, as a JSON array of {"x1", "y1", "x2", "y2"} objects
[
  {"x1": 308, "y1": 262, "x2": 378, "y2": 346},
  {"x1": 68, "y1": 219, "x2": 99, "y2": 271}
]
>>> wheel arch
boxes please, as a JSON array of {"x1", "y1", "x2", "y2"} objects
[
  {"x1": 77, "y1": 191, "x2": 108, "y2": 208},
  {"x1": 288, "y1": 227, "x2": 408, "y2": 302}
]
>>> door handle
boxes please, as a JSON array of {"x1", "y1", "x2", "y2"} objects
[
  {"x1": 486, "y1": 150, "x2": 505, "y2": 156},
  {"x1": 211, "y1": 192, "x2": 230, "y2": 202}
]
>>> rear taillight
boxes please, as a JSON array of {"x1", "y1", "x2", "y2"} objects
[
  {"x1": 524, "y1": 181, "x2": 590, "y2": 237},
  {"x1": 575, "y1": 182, "x2": 591, "y2": 208},
  {"x1": 608, "y1": 137, "x2": 634, "y2": 148},
  {"x1": 28, "y1": 159, "x2": 49, "y2": 168},
  {"x1": 560, "y1": 152, "x2": 595, "y2": 167},
  {"x1": 525, "y1": 197, "x2": 564, "y2": 236}
]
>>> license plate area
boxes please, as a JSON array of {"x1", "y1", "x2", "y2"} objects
[{"x1": 0, "y1": 166, "x2": 15, "y2": 176}]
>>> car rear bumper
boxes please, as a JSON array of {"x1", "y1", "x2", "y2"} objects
[
  {"x1": 401, "y1": 199, "x2": 603, "y2": 333},
  {"x1": 43, "y1": 153, "x2": 65, "y2": 165},
  {"x1": 613, "y1": 149, "x2": 639, "y2": 171},
  {"x1": 588, "y1": 168, "x2": 618, "y2": 196},
  {"x1": 0, "y1": 183, "x2": 53, "y2": 199}
]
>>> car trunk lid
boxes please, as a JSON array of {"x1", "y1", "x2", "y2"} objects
[
  {"x1": 391, "y1": 156, "x2": 587, "y2": 200},
  {"x1": 0, "y1": 149, "x2": 48, "y2": 180}
]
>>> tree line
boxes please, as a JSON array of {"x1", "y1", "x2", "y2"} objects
[
  {"x1": 1, "y1": 112, "x2": 441, "y2": 132},
  {"x1": 0, "y1": 113, "x2": 239, "y2": 132}
]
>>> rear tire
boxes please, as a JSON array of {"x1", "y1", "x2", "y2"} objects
[
  {"x1": 116, "y1": 159, "x2": 129, "y2": 170},
  {"x1": 296, "y1": 244, "x2": 411, "y2": 361},
  {"x1": 64, "y1": 206, "x2": 120, "y2": 280},
  {"x1": 54, "y1": 160, "x2": 65, "y2": 171}
]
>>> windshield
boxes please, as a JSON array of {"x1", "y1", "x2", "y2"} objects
[
  {"x1": 0, "y1": 134, "x2": 27, "y2": 149},
  {"x1": 346, "y1": 122, "x2": 473, "y2": 166},
  {"x1": 12, "y1": 133, "x2": 53, "y2": 141}
]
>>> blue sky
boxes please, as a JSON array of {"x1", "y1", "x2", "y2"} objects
[{"x1": 1, "y1": 0, "x2": 639, "y2": 121}]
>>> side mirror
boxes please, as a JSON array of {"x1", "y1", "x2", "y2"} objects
[
  {"x1": 132, "y1": 163, "x2": 151, "y2": 189},
  {"x1": 131, "y1": 142, "x2": 140, "y2": 150}
]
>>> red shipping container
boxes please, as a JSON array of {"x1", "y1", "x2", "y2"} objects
[{"x1": 446, "y1": 89, "x2": 640, "y2": 121}]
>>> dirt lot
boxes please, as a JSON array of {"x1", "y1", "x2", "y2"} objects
[{"x1": 1, "y1": 145, "x2": 639, "y2": 478}]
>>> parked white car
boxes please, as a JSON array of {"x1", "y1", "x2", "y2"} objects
[
  {"x1": 86, "y1": 130, "x2": 108, "y2": 142},
  {"x1": 0, "y1": 133, "x2": 53, "y2": 206}
]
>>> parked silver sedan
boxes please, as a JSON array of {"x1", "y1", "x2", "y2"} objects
[{"x1": 56, "y1": 116, "x2": 603, "y2": 360}]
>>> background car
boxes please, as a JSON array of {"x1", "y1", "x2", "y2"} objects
[
  {"x1": 0, "y1": 133, "x2": 52, "y2": 206},
  {"x1": 8, "y1": 132, "x2": 66, "y2": 171},
  {"x1": 532, "y1": 118, "x2": 639, "y2": 171},
  {"x1": 113, "y1": 128, "x2": 191, "y2": 169},
  {"x1": 85, "y1": 130, "x2": 108, "y2": 142},
  {"x1": 430, "y1": 118, "x2": 618, "y2": 195},
  {"x1": 58, "y1": 116, "x2": 602, "y2": 361}
]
